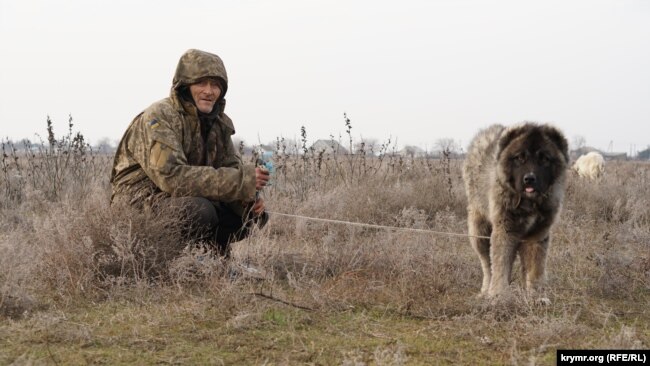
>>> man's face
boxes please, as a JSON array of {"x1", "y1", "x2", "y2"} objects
[{"x1": 189, "y1": 78, "x2": 222, "y2": 113}]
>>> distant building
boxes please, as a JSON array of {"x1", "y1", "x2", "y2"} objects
[
  {"x1": 601, "y1": 152, "x2": 628, "y2": 161},
  {"x1": 397, "y1": 145, "x2": 426, "y2": 158},
  {"x1": 310, "y1": 139, "x2": 348, "y2": 155},
  {"x1": 570, "y1": 146, "x2": 627, "y2": 161},
  {"x1": 637, "y1": 147, "x2": 650, "y2": 160},
  {"x1": 570, "y1": 146, "x2": 601, "y2": 161}
]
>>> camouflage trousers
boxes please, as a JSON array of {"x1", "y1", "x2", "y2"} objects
[{"x1": 158, "y1": 197, "x2": 268, "y2": 258}]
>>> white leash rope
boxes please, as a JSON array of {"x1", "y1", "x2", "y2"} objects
[{"x1": 266, "y1": 211, "x2": 491, "y2": 239}]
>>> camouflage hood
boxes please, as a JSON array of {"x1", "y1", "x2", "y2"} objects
[{"x1": 172, "y1": 49, "x2": 228, "y2": 99}]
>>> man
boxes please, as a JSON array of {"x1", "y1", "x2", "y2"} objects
[{"x1": 111, "y1": 49, "x2": 269, "y2": 257}]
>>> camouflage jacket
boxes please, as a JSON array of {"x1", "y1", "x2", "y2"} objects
[{"x1": 110, "y1": 49, "x2": 256, "y2": 211}]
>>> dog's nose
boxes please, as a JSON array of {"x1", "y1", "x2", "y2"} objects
[{"x1": 523, "y1": 173, "x2": 536, "y2": 185}]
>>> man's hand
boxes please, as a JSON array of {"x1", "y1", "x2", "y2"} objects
[
  {"x1": 255, "y1": 166, "x2": 270, "y2": 191},
  {"x1": 252, "y1": 197, "x2": 266, "y2": 216}
]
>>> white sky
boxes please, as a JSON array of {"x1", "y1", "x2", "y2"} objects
[{"x1": 1, "y1": 0, "x2": 649, "y2": 153}]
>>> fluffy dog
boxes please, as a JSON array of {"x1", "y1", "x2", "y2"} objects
[
  {"x1": 573, "y1": 151, "x2": 605, "y2": 179},
  {"x1": 462, "y1": 123, "x2": 569, "y2": 298}
]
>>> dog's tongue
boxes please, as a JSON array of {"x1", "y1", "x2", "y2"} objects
[{"x1": 525, "y1": 187, "x2": 535, "y2": 193}]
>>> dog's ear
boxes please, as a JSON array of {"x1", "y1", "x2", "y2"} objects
[
  {"x1": 542, "y1": 125, "x2": 569, "y2": 163},
  {"x1": 496, "y1": 125, "x2": 524, "y2": 160}
]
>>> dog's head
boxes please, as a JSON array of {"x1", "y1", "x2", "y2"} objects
[{"x1": 496, "y1": 123, "x2": 568, "y2": 198}]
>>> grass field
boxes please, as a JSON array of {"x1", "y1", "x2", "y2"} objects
[{"x1": 1, "y1": 126, "x2": 648, "y2": 365}]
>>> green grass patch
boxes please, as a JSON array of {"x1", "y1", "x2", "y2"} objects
[{"x1": 2, "y1": 289, "x2": 648, "y2": 365}]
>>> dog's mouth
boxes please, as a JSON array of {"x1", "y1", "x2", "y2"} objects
[{"x1": 523, "y1": 185, "x2": 536, "y2": 195}]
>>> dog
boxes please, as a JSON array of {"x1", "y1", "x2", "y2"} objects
[
  {"x1": 462, "y1": 122, "x2": 569, "y2": 299},
  {"x1": 573, "y1": 151, "x2": 605, "y2": 179}
]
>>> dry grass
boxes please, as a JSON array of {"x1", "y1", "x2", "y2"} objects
[{"x1": 0, "y1": 121, "x2": 648, "y2": 364}]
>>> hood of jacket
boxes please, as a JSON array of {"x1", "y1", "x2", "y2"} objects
[{"x1": 172, "y1": 49, "x2": 228, "y2": 99}]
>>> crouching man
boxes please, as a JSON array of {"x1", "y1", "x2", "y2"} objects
[{"x1": 110, "y1": 49, "x2": 268, "y2": 257}]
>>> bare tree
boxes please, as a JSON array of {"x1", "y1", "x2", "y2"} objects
[
  {"x1": 435, "y1": 138, "x2": 460, "y2": 153},
  {"x1": 352, "y1": 137, "x2": 378, "y2": 154},
  {"x1": 571, "y1": 135, "x2": 586, "y2": 150},
  {"x1": 96, "y1": 137, "x2": 115, "y2": 153}
]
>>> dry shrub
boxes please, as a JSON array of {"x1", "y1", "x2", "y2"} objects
[
  {"x1": 0, "y1": 222, "x2": 42, "y2": 318},
  {"x1": 100, "y1": 201, "x2": 190, "y2": 282},
  {"x1": 2, "y1": 118, "x2": 648, "y2": 366},
  {"x1": 268, "y1": 168, "x2": 466, "y2": 238},
  {"x1": 592, "y1": 325, "x2": 646, "y2": 349},
  {"x1": 0, "y1": 172, "x2": 191, "y2": 317},
  {"x1": 0, "y1": 189, "x2": 190, "y2": 305},
  {"x1": 0, "y1": 118, "x2": 210, "y2": 314},
  {"x1": 234, "y1": 153, "x2": 650, "y2": 317},
  {"x1": 235, "y1": 213, "x2": 479, "y2": 316},
  {"x1": 244, "y1": 151, "x2": 472, "y2": 315},
  {"x1": 555, "y1": 162, "x2": 650, "y2": 300},
  {"x1": 2, "y1": 118, "x2": 650, "y2": 338},
  {"x1": 564, "y1": 161, "x2": 650, "y2": 226},
  {"x1": 342, "y1": 343, "x2": 408, "y2": 366},
  {"x1": 1, "y1": 116, "x2": 111, "y2": 207}
]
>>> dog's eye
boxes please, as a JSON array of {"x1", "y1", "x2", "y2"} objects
[
  {"x1": 514, "y1": 154, "x2": 526, "y2": 164},
  {"x1": 538, "y1": 153, "x2": 551, "y2": 164}
]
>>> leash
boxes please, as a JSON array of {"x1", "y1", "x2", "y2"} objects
[{"x1": 266, "y1": 211, "x2": 491, "y2": 239}]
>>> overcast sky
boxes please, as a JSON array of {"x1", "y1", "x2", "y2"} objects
[{"x1": 1, "y1": 0, "x2": 649, "y2": 153}]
